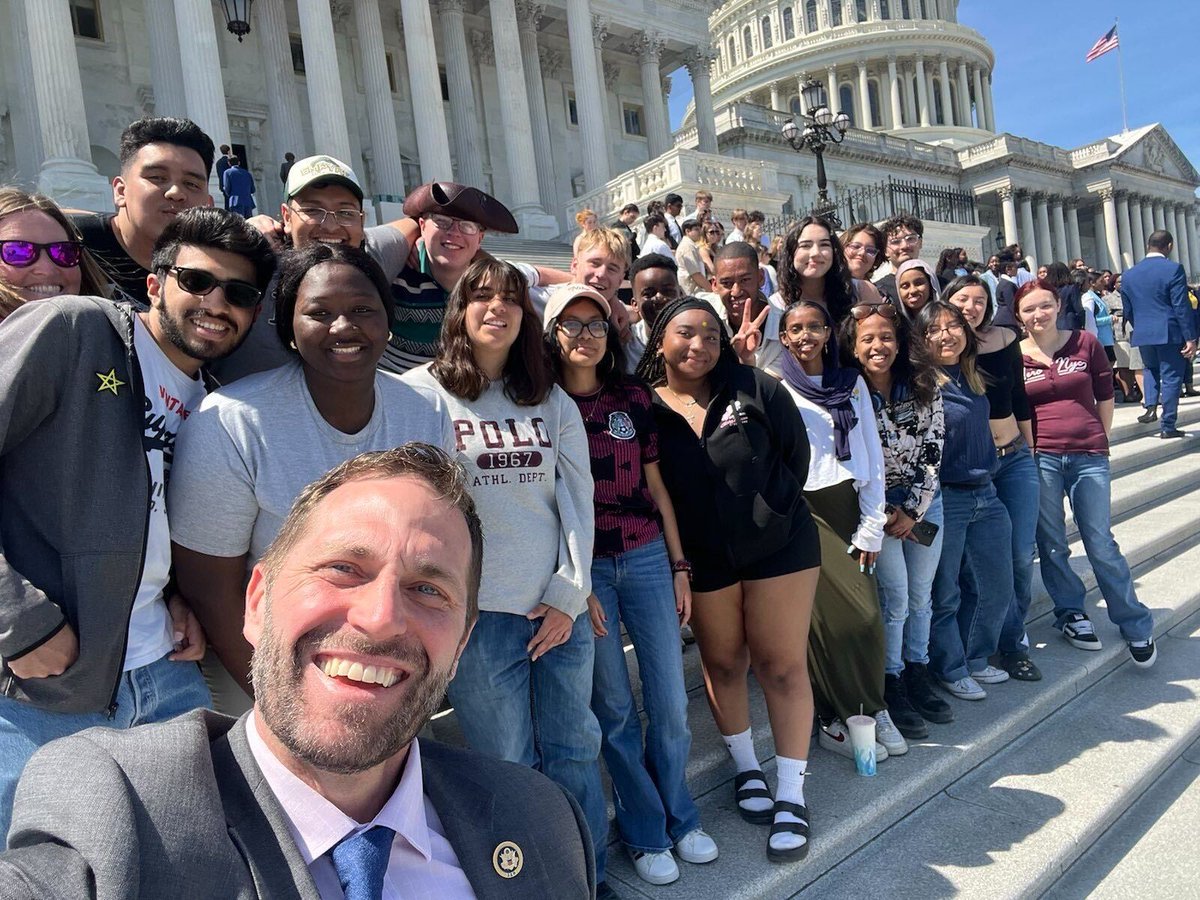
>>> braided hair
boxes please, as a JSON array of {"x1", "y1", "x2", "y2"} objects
[{"x1": 633, "y1": 296, "x2": 740, "y2": 386}]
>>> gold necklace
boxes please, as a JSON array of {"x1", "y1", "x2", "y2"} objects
[{"x1": 665, "y1": 385, "x2": 705, "y2": 425}]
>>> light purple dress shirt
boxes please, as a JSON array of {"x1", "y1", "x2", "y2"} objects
[{"x1": 246, "y1": 715, "x2": 476, "y2": 899}]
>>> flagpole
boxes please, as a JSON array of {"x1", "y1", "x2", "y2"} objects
[{"x1": 1115, "y1": 18, "x2": 1129, "y2": 133}]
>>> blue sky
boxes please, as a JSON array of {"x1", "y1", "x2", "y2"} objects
[{"x1": 666, "y1": 1, "x2": 1200, "y2": 183}]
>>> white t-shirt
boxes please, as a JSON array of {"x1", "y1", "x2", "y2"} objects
[
  {"x1": 639, "y1": 233, "x2": 674, "y2": 259},
  {"x1": 128, "y1": 316, "x2": 206, "y2": 670}
]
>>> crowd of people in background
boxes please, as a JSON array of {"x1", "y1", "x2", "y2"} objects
[{"x1": 0, "y1": 116, "x2": 1196, "y2": 898}]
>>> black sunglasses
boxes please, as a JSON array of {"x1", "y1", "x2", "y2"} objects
[
  {"x1": 0, "y1": 239, "x2": 83, "y2": 268},
  {"x1": 168, "y1": 266, "x2": 261, "y2": 308}
]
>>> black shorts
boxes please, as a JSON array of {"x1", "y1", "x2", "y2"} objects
[
  {"x1": 1104, "y1": 345, "x2": 1117, "y2": 364},
  {"x1": 691, "y1": 508, "x2": 821, "y2": 593}
]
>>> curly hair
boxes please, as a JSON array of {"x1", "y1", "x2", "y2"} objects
[
  {"x1": 430, "y1": 259, "x2": 552, "y2": 405},
  {"x1": 777, "y1": 216, "x2": 857, "y2": 323},
  {"x1": 838, "y1": 305, "x2": 943, "y2": 406},
  {"x1": 633, "y1": 296, "x2": 739, "y2": 387}
]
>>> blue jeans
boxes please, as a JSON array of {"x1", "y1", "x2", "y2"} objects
[
  {"x1": 0, "y1": 654, "x2": 210, "y2": 846},
  {"x1": 448, "y1": 609, "x2": 607, "y2": 880},
  {"x1": 591, "y1": 536, "x2": 699, "y2": 854},
  {"x1": 931, "y1": 482, "x2": 1013, "y2": 682},
  {"x1": 1035, "y1": 452, "x2": 1154, "y2": 641},
  {"x1": 993, "y1": 447, "x2": 1041, "y2": 654},
  {"x1": 1139, "y1": 342, "x2": 1188, "y2": 431},
  {"x1": 875, "y1": 492, "x2": 944, "y2": 676}
]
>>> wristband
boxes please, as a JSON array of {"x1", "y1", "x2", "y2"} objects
[{"x1": 671, "y1": 559, "x2": 693, "y2": 576}]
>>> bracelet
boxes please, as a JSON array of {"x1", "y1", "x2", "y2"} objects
[{"x1": 671, "y1": 559, "x2": 693, "y2": 575}]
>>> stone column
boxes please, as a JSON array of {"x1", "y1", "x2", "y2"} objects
[
  {"x1": 901, "y1": 64, "x2": 917, "y2": 126},
  {"x1": 770, "y1": 81, "x2": 784, "y2": 111},
  {"x1": 353, "y1": 0, "x2": 405, "y2": 202},
  {"x1": 887, "y1": 55, "x2": 902, "y2": 129},
  {"x1": 1018, "y1": 191, "x2": 1037, "y2": 266},
  {"x1": 971, "y1": 65, "x2": 985, "y2": 129},
  {"x1": 1128, "y1": 195, "x2": 1145, "y2": 261},
  {"x1": 914, "y1": 55, "x2": 931, "y2": 127},
  {"x1": 936, "y1": 57, "x2": 952, "y2": 126},
  {"x1": 488, "y1": 0, "x2": 556, "y2": 234},
  {"x1": 592, "y1": 17, "x2": 615, "y2": 174},
  {"x1": 1152, "y1": 200, "x2": 1167, "y2": 234},
  {"x1": 857, "y1": 63, "x2": 872, "y2": 129},
  {"x1": 296, "y1": 0, "x2": 352, "y2": 164},
  {"x1": 516, "y1": 1, "x2": 558, "y2": 211},
  {"x1": 1101, "y1": 188, "x2": 1121, "y2": 271},
  {"x1": 1050, "y1": 196, "x2": 1068, "y2": 263},
  {"x1": 173, "y1": 0, "x2": 233, "y2": 198},
  {"x1": 1091, "y1": 204, "x2": 1105, "y2": 267},
  {"x1": 566, "y1": 0, "x2": 609, "y2": 188},
  {"x1": 1065, "y1": 200, "x2": 1082, "y2": 261},
  {"x1": 256, "y1": 0, "x2": 307, "y2": 179},
  {"x1": 1141, "y1": 199, "x2": 1156, "y2": 251},
  {"x1": 1174, "y1": 206, "x2": 1192, "y2": 276},
  {"x1": 634, "y1": 31, "x2": 671, "y2": 158},
  {"x1": 400, "y1": 0, "x2": 454, "y2": 182},
  {"x1": 1115, "y1": 191, "x2": 1134, "y2": 271},
  {"x1": 1186, "y1": 208, "x2": 1200, "y2": 276},
  {"x1": 982, "y1": 71, "x2": 996, "y2": 132},
  {"x1": 687, "y1": 47, "x2": 719, "y2": 154},
  {"x1": 436, "y1": 0, "x2": 485, "y2": 188},
  {"x1": 1035, "y1": 195, "x2": 1053, "y2": 266},
  {"x1": 820, "y1": 0, "x2": 833, "y2": 29},
  {"x1": 956, "y1": 59, "x2": 971, "y2": 126},
  {"x1": 826, "y1": 66, "x2": 839, "y2": 115},
  {"x1": 998, "y1": 186, "x2": 1018, "y2": 247},
  {"x1": 144, "y1": 0, "x2": 186, "y2": 117}
]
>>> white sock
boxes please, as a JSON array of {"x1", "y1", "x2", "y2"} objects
[
  {"x1": 723, "y1": 728, "x2": 773, "y2": 814},
  {"x1": 770, "y1": 756, "x2": 808, "y2": 852}
]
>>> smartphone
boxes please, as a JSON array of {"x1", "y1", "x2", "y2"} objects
[{"x1": 909, "y1": 519, "x2": 940, "y2": 546}]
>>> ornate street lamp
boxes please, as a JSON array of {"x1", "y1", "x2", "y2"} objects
[
  {"x1": 218, "y1": 0, "x2": 254, "y2": 42},
  {"x1": 781, "y1": 78, "x2": 851, "y2": 227}
]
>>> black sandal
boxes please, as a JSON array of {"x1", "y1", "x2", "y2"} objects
[
  {"x1": 734, "y1": 769, "x2": 774, "y2": 824},
  {"x1": 767, "y1": 800, "x2": 810, "y2": 863},
  {"x1": 1000, "y1": 652, "x2": 1043, "y2": 682}
]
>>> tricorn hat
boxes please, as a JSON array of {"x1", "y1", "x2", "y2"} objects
[{"x1": 403, "y1": 182, "x2": 519, "y2": 234}]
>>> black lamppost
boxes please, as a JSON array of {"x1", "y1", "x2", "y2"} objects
[
  {"x1": 218, "y1": 0, "x2": 254, "y2": 42},
  {"x1": 781, "y1": 78, "x2": 850, "y2": 227}
]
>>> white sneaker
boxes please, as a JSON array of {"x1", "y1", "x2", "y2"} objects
[
  {"x1": 940, "y1": 676, "x2": 987, "y2": 701},
  {"x1": 818, "y1": 718, "x2": 889, "y2": 761},
  {"x1": 873, "y1": 710, "x2": 909, "y2": 756},
  {"x1": 970, "y1": 665, "x2": 1011, "y2": 685},
  {"x1": 629, "y1": 849, "x2": 679, "y2": 885},
  {"x1": 674, "y1": 828, "x2": 719, "y2": 864}
]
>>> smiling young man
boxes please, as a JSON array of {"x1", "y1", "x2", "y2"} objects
[
  {"x1": 71, "y1": 117, "x2": 216, "y2": 307},
  {"x1": 0, "y1": 446, "x2": 595, "y2": 897},
  {"x1": 0, "y1": 207, "x2": 275, "y2": 843},
  {"x1": 872, "y1": 214, "x2": 925, "y2": 304}
]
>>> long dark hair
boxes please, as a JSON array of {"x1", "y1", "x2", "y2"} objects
[
  {"x1": 778, "y1": 216, "x2": 856, "y2": 323},
  {"x1": 936, "y1": 247, "x2": 961, "y2": 277},
  {"x1": 914, "y1": 300, "x2": 985, "y2": 395},
  {"x1": 634, "y1": 296, "x2": 740, "y2": 387},
  {"x1": 430, "y1": 259, "x2": 552, "y2": 405},
  {"x1": 838, "y1": 307, "x2": 942, "y2": 406},
  {"x1": 545, "y1": 300, "x2": 627, "y2": 390},
  {"x1": 942, "y1": 273, "x2": 995, "y2": 326}
]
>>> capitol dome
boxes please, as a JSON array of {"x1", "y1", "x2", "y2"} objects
[{"x1": 699, "y1": 0, "x2": 995, "y2": 148}]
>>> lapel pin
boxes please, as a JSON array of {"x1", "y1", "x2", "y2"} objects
[{"x1": 492, "y1": 840, "x2": 523, "y2": 879}]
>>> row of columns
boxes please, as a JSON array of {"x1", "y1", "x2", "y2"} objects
[{"x1": 997, "y1": 185, "x2": 1200, "y2": 276}]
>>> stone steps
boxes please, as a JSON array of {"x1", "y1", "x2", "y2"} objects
[{"x1": 484, "y1": 235, "x2": 574, "y2": 271}]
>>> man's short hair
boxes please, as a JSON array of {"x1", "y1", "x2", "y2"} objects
[
  {"x1": 714, "y1": 240, "x2": 759, "y2": 267},
  {"x1": 682, "y1": 219, "x2": 700, "y2": 232},
  {"x1": 644, "y1": 213, "x2": 667, "y2": 231},
  {"x1": 220, "y1": 144, "x2": 231, "y2": 154},
  {"x1": 882, "y1": 213, "x2": 924, "y2": 238},
  {"x1": 258, "y1": 444, "x2": 484, "y2": 628},
  {"x1": 1147, "y1": 229, "x2": 1174, "y2": 253},
  {"x1": 230, "y1": 157, "x2": 240, "y2": 167},
  {"x1": 665, "y1": 193, "x2": 683, "y2": 207},
  {"x1": 575, "y1": 226, "x2": 630, "y2": 268},
  {"x1": 150, "y1": 207, "x2": 276, "y2": 291},
  {"x1": 620, "y1": 203, "x2": 639, "y2": 215},
  {"x1": 747, "y1": 210, "x2": 765, "y2": 224},
  {"x1": 694, "y1": 190, "x2": 713, "y2": 202},
  {"x1": 119, "y1": 116, "x2": 216, "y2": 178},
  {"x1": 731, "y1": 208, "x2": 748, "y2": 222},
  {"x1": 274, "y1": 243, "x2": 395, "y2": 352},
  {"x1": 284, "y1": 152, "x2": 295, "y2": 162},
  {"x1": 629, "y1": 252, "x2": 678, "y2": 280}
]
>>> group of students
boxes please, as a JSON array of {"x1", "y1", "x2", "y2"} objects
[{"x1": 0, "y1": 112, "x2": 1167, "y2": 897}]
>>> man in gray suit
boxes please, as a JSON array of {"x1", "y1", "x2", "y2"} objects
[{"x1": 0, "y1": 444, "x2": 596, "y2": 899}]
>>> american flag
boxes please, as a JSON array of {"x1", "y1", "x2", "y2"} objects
[{"x1": 1085, "y1": 25, "x2": 1119, "y2": 63}]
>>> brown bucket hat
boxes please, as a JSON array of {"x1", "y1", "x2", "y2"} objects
[{"x1": 403, "y1": 182, "x2": 519, "y2": 234}]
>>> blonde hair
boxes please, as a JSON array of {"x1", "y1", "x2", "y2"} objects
[
  {"x1": 574, "y1": 226, "x2": 630, "y2": 269},
  {"x1": 574, "y1": 207, "x2": 597, "y2": 228}
]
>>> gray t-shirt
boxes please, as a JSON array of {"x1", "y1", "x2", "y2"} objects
[
  {"x1": 208, "y1": 224, "x2": 410, "y2": 385},
  {"x1": 169, "y1": 361, "x2": 453, "y2": 566}
]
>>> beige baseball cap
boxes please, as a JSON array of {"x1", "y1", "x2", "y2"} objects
[
  {"x1": 285, "y1": 155, "x2": 364, "y2": 201},
  {"x1": 543, "y1": 283, "x2": 612, "y2": 332}
]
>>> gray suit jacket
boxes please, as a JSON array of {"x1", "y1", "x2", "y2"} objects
[{"x1": 0, "y1": 710, "x2": 594, "y2": 899}]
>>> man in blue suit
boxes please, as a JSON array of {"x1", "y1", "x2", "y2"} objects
[
  {"x1": 1121, "y1": 230, "x2": 1198, "y2": 438},
  {"x1": 222, "y1": 157, "x2": 257, "y2": 218}
]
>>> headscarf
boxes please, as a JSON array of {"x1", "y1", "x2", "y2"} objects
[
  {"x1": 895, "y1": 258, "x2": 941, "y2": 306},
  {"x1": 778, "y1": 301, "x2": 860, "y2": 460}
]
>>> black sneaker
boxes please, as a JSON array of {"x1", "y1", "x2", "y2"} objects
[
  {"x1": 1060, "y1": 612, "x2": 1102, "y2": 651},
  {"x1": 1128, "y1": 638, "x2": 1158, "y2": 668},
  {"x1": 902, "y1": 663, "x2": 954, "y2": 724},
  {"x1": 1137, "y1": 407, "x2": 1159, "y2": 424},
  {"x1": 884, "y1": 673, "x2": 928, "y2": 739}
]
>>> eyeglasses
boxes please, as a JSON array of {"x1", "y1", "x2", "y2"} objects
[
  {"x1": 428, "y1": 214, "x2": 483, "y2": 236},
  {"x1": 289, "y1": 205, "x2": 365, "y2": 227},
  {"x1": 843, "y1": 242, "x2": 879, "y2": 258},
  {"x1": 0, "y1": 239, "x2": 83, "y2": 269},
  {"x1": 167, "y1": 266, "x2": 262, "y2": 308},
  {"x1": 924, "y1": 322, "x2": 966, "y2": 339},
  {"x1": 784, "y1": 324, "x2": 829, "y2": 338},
  {"x1": 850, "y1": 302, "x2": 898, "y2": 321},
  {"x1": 557, "y1": 319, "x2": 610, "y2": 339},
  {"x1": 887, "y1": 234, "x2": 921, "y2": 248}
]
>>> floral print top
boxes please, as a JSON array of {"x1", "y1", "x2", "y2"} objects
[{"x1": 869, "y1": 380, "x2": 945, "y2": 521}]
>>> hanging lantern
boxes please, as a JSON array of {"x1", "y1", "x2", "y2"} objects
[{"x1": 219, "y1": 0, "x2": 254, "y2": 43}]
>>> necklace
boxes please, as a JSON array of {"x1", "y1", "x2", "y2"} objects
[
  {"x1": 665, "y1": 385, "x2": 706, "y2": 425},
  {"x1": 574, "y1": 386, "x2": 605, "y2": 423}
]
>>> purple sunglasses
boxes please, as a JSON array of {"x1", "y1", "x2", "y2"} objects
[{"x1": 0, "y1": 240, "x2": 84, "y2": 269}]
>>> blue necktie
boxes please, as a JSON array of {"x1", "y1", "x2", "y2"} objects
[{"x1": 330, "y1": 826, "x2": 396, "y2": 900}]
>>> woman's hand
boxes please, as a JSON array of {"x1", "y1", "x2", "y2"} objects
[
  {"x1": 526, "y1": 604, "x2": 575, "y2": 661},
  {"x1": 673, "y1": 572, "x2": 693, "y2": 627},
  {"x1": 886, "y1": 509, "x2": 916, "y2": 540},
  {"x1": 848, "y1": 544, "x2": 877, "y2": 574},
  {"x1": 586, "y1": 594, "x2": 608, "y2": 638}
]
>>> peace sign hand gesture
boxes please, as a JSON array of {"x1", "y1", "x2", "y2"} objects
[{"x1": 731, "y1": 302, "x2": 770, "y2": 365}]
